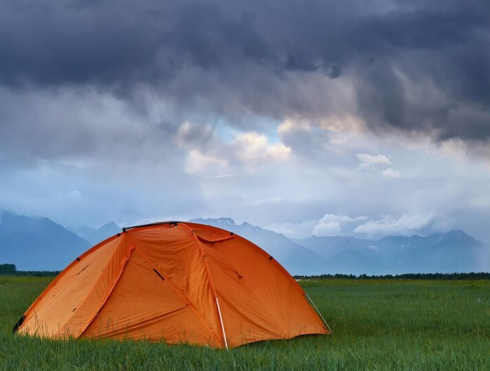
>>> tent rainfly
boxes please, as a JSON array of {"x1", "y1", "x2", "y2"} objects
[{"x1": 13, "y1": 221, "x2": 330, "y2": 348}]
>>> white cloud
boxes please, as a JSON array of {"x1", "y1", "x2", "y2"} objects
[
  {"x1": 176, "y1": 122, "x2": 231, "y2": 175},
  {"x1": 185, "y1": 150, "x2": 229, "y2": 175},
  {"x1": 266, "y1": 213, "x2": 368, "y2": 238},
  {"x1": 382, "y1": 168, "x2": 401, "y2": 179},
  {"x1": 277, "y1": 118, "x2": 312, "y2": 134},
  {"x1": 233, "y1": 132, "x2": 291, "y2": 165},
  {"x1": 313, "y1": 213, "x2": 368, "y2": 236},
  {"x1": 177, "y1": 122, "x2": 215, "y2": 152},
  {"x1": 255, "y1": 197, "x2": 286, "y2": 206},
  {"x1": 265, "y1": 220, "x2": 318, "y2": 239},
  {"x1": 354, "y1": 212, "x2": 435, "y2": 238},
  {"x1": 202, "y1": 174, "x2": 235, "y2": 180},
  {"x1": 357, "y1": 153, "x2": 392, "y2": 167},
  {"x1": 178, "y1": 122, "x2": 292, "y2": 175}
]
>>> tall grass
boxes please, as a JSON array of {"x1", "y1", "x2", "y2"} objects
[{"x1": 1, "y1": 276, "x2": 489, "y2": 370}]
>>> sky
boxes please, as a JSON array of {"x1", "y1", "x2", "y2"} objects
[{"x1": 1, "y1": 0, "x2": 490, "y2": 242}]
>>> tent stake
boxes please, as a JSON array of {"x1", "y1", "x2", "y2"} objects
[
  {"x1": 306, "y1": 293, "x2": 333, "y2": 334},
  {"x1": 216, "y1": 297, "x2": 229, "y2": 350}
]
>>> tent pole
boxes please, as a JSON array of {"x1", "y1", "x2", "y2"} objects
[
  {"x1": 216, "y1": 297, "x2": 229, "y2": 350},
  {"x1": 306, "y1": 292, "x2": 333, "y2": 334}
]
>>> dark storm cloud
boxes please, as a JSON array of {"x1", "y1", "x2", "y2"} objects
[
  {"x1": 0, "y1": 0, "x2": 273, "y2": 88},
  {"x1": 1, "y1": 0, "x2": 490, "y2": 143}
]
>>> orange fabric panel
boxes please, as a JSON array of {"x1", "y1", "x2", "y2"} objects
[
  {"x1": 198, "y1": 232, "x2": 329, "y2": 346},
  {"x1": 19, "y1": 236, "x2": 126, "y2": 338},
  {"x1": 59, "y1": 235, "x2": 129, "y2": 337},
  {"x1": 202, "y1": 241, "x2": 286, "y2": 347},
  {"x1": 125, "y1": 225, "x2": 222, "y2": 343},
  {"x1": 83, "y1": 250, "x2": 220, "y2": 346}
]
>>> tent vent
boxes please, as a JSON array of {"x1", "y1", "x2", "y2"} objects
[
  {"x1": 153, "y1": 269, "x2": 165, "y2": 280},
  {"x1": 230, "y1": 232, "x2": 234, "y2": 236},
  {"x1": 76, "y1": 265, "x2": 90, "y2": 275},
  {"x1": 12, "y1": 315, "x2": 25, "y2": 334},
  {"x1": 76, "y1": 257, "x2": 80, "y2": 262},
  {"x1": 122, "y1": 228, "x2": 127, "y2": 233},
  {"x1": 269, "y1": 256, "x2": 274, "y2": 260}
]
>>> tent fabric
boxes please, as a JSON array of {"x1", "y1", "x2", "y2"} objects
[{"x1": 16, "y1": 222, "x2": 330, "y2": 348}]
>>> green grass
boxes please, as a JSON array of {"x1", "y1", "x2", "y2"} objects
[{"x1": 1, "y1": 276, "x2": 489, "y2": 370}]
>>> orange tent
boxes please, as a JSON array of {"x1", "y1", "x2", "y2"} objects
[{"x1": 13, "y1": 221, "x2": 330, "y2": 348}]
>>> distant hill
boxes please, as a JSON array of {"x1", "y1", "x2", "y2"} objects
[
  {"x1": 292, "y1": 235, "x2": 373, "y2": 260},
  {"x1": 88, "y1": 222, "x2": 120, "y2": 245},
  {"x1": 390, "y1": 230, "x2": 487, "y2": 273},
  {"x1": 190, "y1": 218, "x2": 327, "y2": 275},
  {"x1": 68, "y1": 226, "x2": 96, "y2": 241},
  {"x1": 295, "y1": 230, "x2": 490, "y2": 274},
  {"x1": 0, "y1": 211, "x2": 90, "y2": 271},
  {"x1": 324, "y1": 249, "x2": 386, "y2": 275},
  {"x1": 70, "y1": 222, "x2": 120, "y2": 245}
]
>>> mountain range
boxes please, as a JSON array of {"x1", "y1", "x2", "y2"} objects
[
  {"x1": 293, "y1": 230, "x2": 489, "y2": 275},
  {"x1": 0, "y1": 211, "x2": 120, "y2": 271},
  {"x1": 194, "y1": 218, "x2": 490, "y2": 275},
  {"x1": 68, "y1": 222, "x2": 121, "y2": 246},
  {"x1": 1, "y1": 212, "x2": 489, "y2": 274}
]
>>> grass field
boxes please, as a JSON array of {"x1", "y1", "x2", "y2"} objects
[{"x1": 1, "y1": 276, "x2": 489, "y2": 370}]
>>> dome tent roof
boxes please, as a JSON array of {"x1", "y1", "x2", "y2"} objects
[{"x1": 14, "y1": 221, "x2": 329, "y2": 348}]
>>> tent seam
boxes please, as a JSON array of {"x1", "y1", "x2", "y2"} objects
[
  {"x1": 196, "y1": 235, "x2": 234, "y2": 243},
  {"x1": 77, "y1": 238, "x2": 134, "y2": 339},
  {"x1": 60, "y1": 238, "x2": 129, "y2": 337},
  {"x1": 180, "y1": 223, "x2": 228, "y2": 349}
]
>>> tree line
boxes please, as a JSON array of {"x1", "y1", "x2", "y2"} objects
[
  {"x1": 1, "y1": 263, "x2": 489, "y2": 280},
  {"x1": 294, "y1": 272, "x2": 490, "y2": 280},
  {"x1": 0, "y1": 264, "x2": 59, "y2": 277}
]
